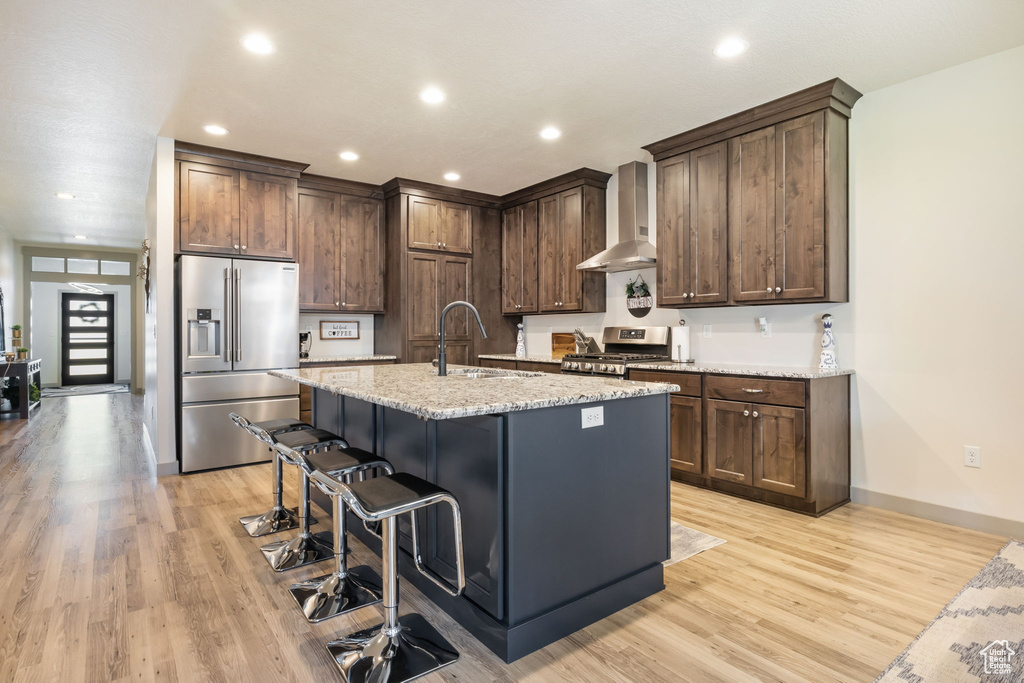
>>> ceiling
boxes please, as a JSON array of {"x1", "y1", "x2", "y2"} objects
[{"x1": 1, "y1": 0, "x2": 1022, "y2": 248}]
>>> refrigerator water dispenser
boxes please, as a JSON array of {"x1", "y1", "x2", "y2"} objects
[{"x1": 186, "y1": 308, "x2": 222, "y2": 359}]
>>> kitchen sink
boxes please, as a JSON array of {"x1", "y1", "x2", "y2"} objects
[{"x1": 444, "y1": 368, "x2": 542, "y2": 379}]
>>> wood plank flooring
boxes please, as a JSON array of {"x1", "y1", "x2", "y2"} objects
[{"x1": 0, "y1": 394, "x2": 1008, "y2": 682}]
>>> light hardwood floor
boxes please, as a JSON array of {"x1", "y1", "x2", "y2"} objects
[{"x1": 0, "y1": 394, "x2": 1007, "y2": 682}]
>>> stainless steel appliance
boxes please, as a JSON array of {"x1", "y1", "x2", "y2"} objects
[
  {"x1": 560, "y1": 326, "x2": 672, "y2": 377},
  {"x1": 178, "y1": 255, "x2": 300, "y2": 472},
  {"x1": 576, "y1": 161, "x2": 656, "y2": 272}
]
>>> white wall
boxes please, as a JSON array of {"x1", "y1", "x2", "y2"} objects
[
  {"x1": 29, "y1": 281, "x2": 132, "y2": 385},
  {"x1": 0, "y1": 226, "x2": 18, "y2": 352},
  {"x1": 300, "y1": 313, "x2": 376, "y2": 359},
  {"x1": 525, "y1": 45, "x2": 1024, "y2": 527},
  {"x1": 144, "y1": 136, "x2": 177, "y2": 473}
]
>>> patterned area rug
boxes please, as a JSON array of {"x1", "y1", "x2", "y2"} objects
[
  {"x1": 664, "y1": 521, "x2": 726, "y2": 567},
  {"x1": 41, "y1": 384, "x2": 129, "y2": 398},
  {"x1": 877, "y1": 540, "x2": 1024, "y2": 681}
]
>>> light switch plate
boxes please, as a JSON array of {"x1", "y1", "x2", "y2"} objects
[
  {"x1": 703, "y1": 324, "x2": 712, "y2": 338},
  {"x1": 761, "y1": 322, "x2": 772, "y2": 339},
  {"x1": 581, "y1": 406, "x2": 604, "y2": 428}
]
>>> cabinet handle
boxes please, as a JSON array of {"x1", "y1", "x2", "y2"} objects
[
  {"x1": 741, "y1": 388, "x2": 764, "y2": 394},
  {"x1": 743, "y1": 410, "x2": 750, "y2": 417},
  {"x1": 241, "y1": 245, "x2": 247, "y2": 250},
  {"x1": 234, "y1": 244, "x2": 239, "y2": 249},
  {"x1": 442, "y1": 243, "x2": 447, "y2": 248},
  {"x1": 752, "y1": 411, "x2": 759, "y2": 418},
  {"x1": 681, "y1": 293, "x2": 688, "y2": 299},
  {"x1": 437, "y1": 241, "x2": 442, "y2": 247},
  {"x1": 335, "y1": 301, "x2": 340, "y2": 306},
  {"x1": 690, "y1": 292, "x2": 695, "y2": 298},
  {"x1": 775, "y1": 286, "x2": 781, "y2": 293},
  {"x1": 766, "y1": 287, "x2": 772, "y2": 293}
]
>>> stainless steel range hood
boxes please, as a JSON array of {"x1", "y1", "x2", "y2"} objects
[{"x1": 576, "y1": 160, "x2": 656, "y2": 273}]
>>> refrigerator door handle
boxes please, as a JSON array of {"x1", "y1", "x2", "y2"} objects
[
  {"x1": 234, "y1": 267, "x2": 242, "y2": 362},
  {"x1": 223, "y1": 266, "x2": 232, "y2": 363}
]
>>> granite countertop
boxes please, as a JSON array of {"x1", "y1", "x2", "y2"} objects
[
  {"x1": 299, "y1": 355, "x2": 397, "y2": 365},
  {"x1": 478, "y1": 353, "x2": 561, "y2": 364},
  {"x1": 478, "y1": 353, "x2": 852, "y2": 379},
  {"x1": 270, "y1": 363, "x2": 679, "y2": 420}
]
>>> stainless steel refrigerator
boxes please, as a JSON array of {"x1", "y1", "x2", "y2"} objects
[{"x1": 178, "y1": 255, "x2": 300, "y2": 473}]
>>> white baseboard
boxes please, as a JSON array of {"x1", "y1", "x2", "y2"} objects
[
  {"x1": 851, "y1": 487, "x2": 1023, "y2": 540},
  {"x1": 142, "y1": 423, "x2": 179, "y2": 476},
  {"x1": 156, "y1": 460, "x2": 180, "y2": 476}
]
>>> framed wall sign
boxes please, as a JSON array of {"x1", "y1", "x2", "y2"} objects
[{"x1": 320, "y1": 320, "x2": 360, "y2": 340}]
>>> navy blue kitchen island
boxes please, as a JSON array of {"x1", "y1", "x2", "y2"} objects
[{"x1": 271, "y1": 364, "x2": 677, "y2": 663}]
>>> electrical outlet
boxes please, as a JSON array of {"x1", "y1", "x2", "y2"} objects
[
  {"x1": 304, "y1": 325, "x2": 313, "y2": 333},
  {"x1": 581, "y1": 406, "x2": 604, "y2": 429},
  {"x1": 703, "y1": 324, "x2": 712, "y2": 339},
  {"x1": 761, "y1": 323, "x2": 772, "y2": 339},
  {"x1": 964, "y1": 445, "x2": 981, "y2": 468}
]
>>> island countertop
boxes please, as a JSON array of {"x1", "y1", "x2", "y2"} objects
[{"x1": 269, "y1": 363, "x2": 679, "y2": 420}]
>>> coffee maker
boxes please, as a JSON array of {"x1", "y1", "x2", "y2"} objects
[{"x1": 299, "y1": 331, "x2": 311, "y2": 359}]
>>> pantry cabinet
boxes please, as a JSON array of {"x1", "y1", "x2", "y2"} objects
[{"x1": 644, "y1": 78, "x2": 860, "y2": 308}]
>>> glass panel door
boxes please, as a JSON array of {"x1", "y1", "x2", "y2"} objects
[{"x1": 61, "y1": 293, "x2": 115, "y2": 385}]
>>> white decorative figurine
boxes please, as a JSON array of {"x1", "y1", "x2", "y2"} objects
[
  {"x1": 515, "y1": 323, "x2": 526, "y2": 358},
  {"x1": 819, "y1": 314, "x2": 838, "y2": 369}
]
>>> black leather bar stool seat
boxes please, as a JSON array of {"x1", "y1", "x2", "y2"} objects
[
  {"x1": 273, "y1": 427, "x2": 347, "y2": 453},
  {"x1": 231, "y1": 413, "x2": 313, "y2": 538},
  {"x1": 337, "y1": 473, "x2": 451, "y2": 517}
]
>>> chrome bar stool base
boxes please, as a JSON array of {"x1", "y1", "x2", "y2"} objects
[
  {"x1": 288, "y1": 564, "x2": 382, "y2": 623},
  {"x1": 239, "y1": 506, "x2": 301, "y2": 538},
  {"x1": 260, "y1": 531, "x2": 334, "y2": 572},
  {"x1": 326, "y1": 612, "x2": 459, "y2": 683}
]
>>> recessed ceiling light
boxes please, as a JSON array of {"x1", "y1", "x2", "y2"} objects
[
  {"x1": 443, "y1": 172, "x2": 461, "y2": 182},
  {"x1": 56, "y1": 192, "x2": 76, "y2": 199},
  {"x1": 540, "y1": 126, "x2": 562, "y2": 140},
  {"x1": 420, "y1": 87, "x2": 446, "y2": 104},
  {"x1": 241, "y1": 33, "x2": 276, "y2": 55},
  {"x1": 203, "y1": 124, "x2": 229, "y2": 135},
  {"x1": 339, "y1": 151, "x2": 359, "y2": 161},
  {"x1": 74, "y1": 235, "x2": 87, "y2": 240},
  {"x1": 714, "y1": 37, "x2": 749, "y2": 58}
]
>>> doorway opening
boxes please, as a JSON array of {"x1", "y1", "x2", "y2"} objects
[{"x1": 60, "y1": 292, "x2": 115, "y2": 386}]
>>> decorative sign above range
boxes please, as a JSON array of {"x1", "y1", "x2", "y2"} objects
[{"x1": 320, "y1": 320, "x2": 360, "y2": 340}]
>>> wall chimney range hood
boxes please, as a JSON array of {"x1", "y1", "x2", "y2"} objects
[{"x1": 576, "y1": 160, "x2": 656, "y2": 273}]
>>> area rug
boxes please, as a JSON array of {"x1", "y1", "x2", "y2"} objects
[
  {"x1": 41, "y1": 384, "x2": 129, "y2": 398},
  {"x1": 664, "y1": 521, "x2": 726, "y2": 567},
  {"x1": 876, "y1": 540, "x2": 1024, "y2": 682}
]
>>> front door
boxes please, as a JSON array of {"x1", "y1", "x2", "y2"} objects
[{"x1": 61, "y1": 292, "x2": 115, "y2": 385}]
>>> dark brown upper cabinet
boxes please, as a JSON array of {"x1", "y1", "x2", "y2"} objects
[
  {"x1": 644, "y1": 78, "x2": 860, "y2": 308},
  {"x1": 175, "y1": 143, "x2": 306, "y2": 261},
  {"x1": 407, "y1": 195, "x2": 473, "y2": 254},
  {"x1": 500, "y1": 202, "x2": 538, "y2": 314},
  {"x1": 296, "y1": 175, "x2": 385, "y2": 313},
  {"x1": 656, "y1": 141, "x2": 729, "y2": 307},
  {"x1": 500, "y1": 169, "x2": 609, "y2": 317}
]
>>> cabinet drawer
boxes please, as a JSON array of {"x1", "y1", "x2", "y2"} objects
[
  {"x1": 629, "y1": 370, "x2": 701, "y2": 397},
  {"x1": 479, "y1": 358, "x2": 517, "y2": 370},
  {"x1": 516, "y1": 361, "x2": 561, "y2": 374},
  {"x1": 705, "y1": 375, "x2": 805, "y2": 408}
]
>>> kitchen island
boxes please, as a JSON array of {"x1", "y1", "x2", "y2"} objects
[{"x1": 269, "y1": 363, "x2": 678, "y2": 662}]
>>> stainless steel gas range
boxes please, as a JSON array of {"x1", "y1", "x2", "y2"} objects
[{"x1": 560, "y1": 326, "x2": 674, "y2": 377}]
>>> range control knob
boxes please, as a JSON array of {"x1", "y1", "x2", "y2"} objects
[
  {"x1": 598, "y1": 364, "x2": 607, "y2": 372},
  {"x1": 571, "y1": 362, "x2": 581, "y2": 370},
  {"x1": 584, "y1": 363, "x2": 593, "y2": 371}
]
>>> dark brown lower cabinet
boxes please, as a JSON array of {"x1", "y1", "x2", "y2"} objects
[
  {"x1": 410, "y1": 340, "x2": 470, "y2": 366},
  {"x1": 669, "y1": 395, "x2": 703, "y2": 475},
  {"x1": 628, "y1": 368, "x2": 849, "y2": 516}
]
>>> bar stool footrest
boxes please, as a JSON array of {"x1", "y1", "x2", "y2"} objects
[
  {"x1": 288, "y1": 565, "x2": 382, "y2": 623},
  {"x1": 326, "y1": 613, "x2": 459, "y2": 683}
]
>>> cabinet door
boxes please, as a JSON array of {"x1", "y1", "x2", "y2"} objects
[
  {"x1": 656, "y1": 155, "x2": 691, "y2": 306},
  {"x1": 239, "y1": 171, "x2": 296, "y2": 260},
  {"x1": 558, "y1": 188, "x2": 584, "y2": 311},
  {"x1": 690, "y1": 142, "x2": 729, "y2": 305},
  {"x1": 441, "y1": 256, "x2": 473, "y2": 339},
  {"x1": 339, "y1": 197, "x2": 384, "y2": 312},
  {"x1": 408, "y1": 196, "x2": 442, "y2": 251},
  {"x1": 669, "y1": 395, "x2": 703, "y2": 475},
  {"x1": 408, "y1": 341, "x2": 439, "y2": 364},
  {"x1": 179, "y1": 162, "x2": 240, "y2": 254},
  {"x1": 501, "y1": 202, "x2": 538, "y2": 314},
  {"x1": 775, "y1": 112, "x2": 825, "y2": 300},
  {"x1": 440, "y1": 340, "x2": 471, "y2": 366},
  {"x1": 728, "y1": 127, "x2": 776, "y2": 302},
  {"x1": 752, "y1": 404, "x2": 806, "y2": 497},
  {"x1": 297, "y1": 189, "x2": 340, "y2": 311},
  {"x1": 537, "y1": 194, "x2": 561, "y2": 312},
  {"x1": 408, "y1": 253, "x2": 440, "y2": 339},
  {"x1": 441, "y1": 201, "x2": 473, "y2": 254},
  {"x1": 706, "y1": 399, "x2": 752, "y2": 485}
]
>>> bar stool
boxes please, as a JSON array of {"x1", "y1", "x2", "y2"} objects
[
  {"x1": 309, "y1": 469, "x2": 466, "y2": 683},
  {"x1": 289, "y1": 451, "x2": 393, "y2": 623},
  {"x1": 259, "y1": 428, "x2": 352, "y2": 571},
  {"x1": 229, "y1": 413, "x2": 311, "y2": 537}
]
